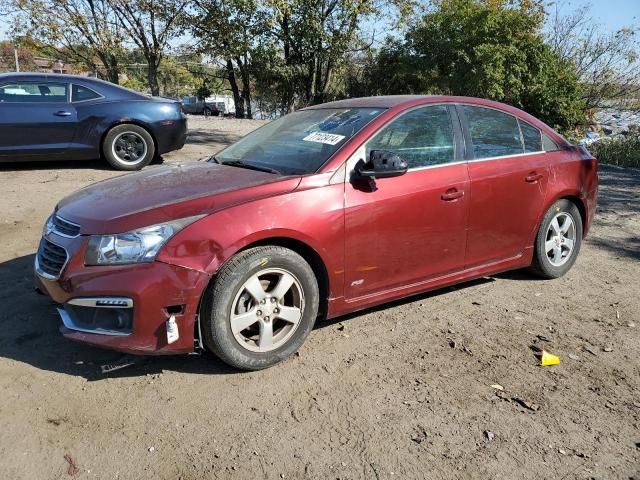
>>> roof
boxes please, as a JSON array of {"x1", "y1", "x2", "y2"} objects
[
  {"x1": 0, "y1": 72, "x2": 95, "y2": 81},
  {"x1": 304, "y1": 95, "x2": 437, "y2": 109},
  {"x1": 305, "y1": 94, "x2": 569, "y2": 146},
  {"x1": 0, "y1": 72, "x2": 149, "y2": 100}
]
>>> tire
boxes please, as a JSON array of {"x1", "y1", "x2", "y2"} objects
[
  {"x1": 102, "y1": 124, "x2": 155, "y2": 171},
  {"x1": 203, "y1": 107, "x2": 211, "y2": 117},
  {"x1": 529, "y1": 199, "x2": 583, "y2": 279},
  {"x1": 201, "y1": 246, "x2": 319, "y2": 370}
]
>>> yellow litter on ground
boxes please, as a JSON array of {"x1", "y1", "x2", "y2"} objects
[{"x1": 540, "y1": 350, "x2": 561, "y2": 366}]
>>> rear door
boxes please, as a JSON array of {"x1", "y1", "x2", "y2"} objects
[
  {"x1": 0, "y1": 81, "x2": 78, "y2": 159},
  {"x1": 460, "y1": 104, "x2": 549, "y2": 268},
  {"x1": 344, "y1": 104, "x2": 470, "y2": 299}
]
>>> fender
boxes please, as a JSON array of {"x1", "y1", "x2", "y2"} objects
[
  {"x1": 158, "y1": 181, "x2": 347, "y2": 299},
  {"x1": 528, "y1": 189, "x2": 591, "y2": 247}
]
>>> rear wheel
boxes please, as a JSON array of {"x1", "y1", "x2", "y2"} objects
[
  {"x1": 529, "y1": 199, "x2": 583, "y2": 279},
  {"x1": 201, "y1": 246, "x2": 319, "y2": 370},
  {"x1": 103, "y1": 124, "x2": 155, "y2": 171}
]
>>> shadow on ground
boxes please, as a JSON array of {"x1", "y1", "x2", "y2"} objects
[
  {"x1": 0, "y1": 155, "x2": 165, "y2": 172},
  {"x1": 0, "y1": 254, "x2": 237, "y2": 381},
  {"x1": 187, "y1": 129, "x2": 243, "y2": 146},
  {"x1": 0, "y1": 254, "x2": 502, "y2": 381},
  {"x1": 589, "y1": 164, "x2": 640, "y2": 261}
]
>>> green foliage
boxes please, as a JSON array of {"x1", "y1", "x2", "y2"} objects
[
  {"x1": 196, "y1": 83, "x2": 212, "y2": 100},
  {"x1": 589, "y1": 134, "x2": 640, "y2": 168},
  {"x1": 365, "y1": 0, "x2": 586, "y2": 132}
]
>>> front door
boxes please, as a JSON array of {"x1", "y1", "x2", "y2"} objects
[
  {"x1": 344, "y1": 104, "x2": 470, "y2": 299},
  {"x1": 460, "y1": 105, "x2": 550, "y2": 268},
  {"x1": 0, "y1": 81, "x2": 77, "y2": 159}
]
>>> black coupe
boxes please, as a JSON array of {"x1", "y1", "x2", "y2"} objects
[{"x1": 0, "y1": 73, "x2": 187, "y2": 170}]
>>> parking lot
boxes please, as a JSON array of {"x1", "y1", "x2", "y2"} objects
[{"x1": 0, "y1": 116, "x2": 638, "y2": 479}]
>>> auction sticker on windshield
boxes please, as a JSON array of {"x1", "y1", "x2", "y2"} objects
[{"x1": 302, "y1": 132, "x2": 346, "y2": 145}]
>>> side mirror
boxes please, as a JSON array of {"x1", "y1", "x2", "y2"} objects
[{"x1": 354, "y1": 150, "x2": 409, "y2": 180}]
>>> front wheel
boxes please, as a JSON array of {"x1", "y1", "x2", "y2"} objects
[
  {"x1": 201, "y1": 246, "x2": 319, "y2": 370},
  {"x1": 529, "y1": 199, "x2": 583, "y2": 279},
  {"x1": 102, "y1": 124, "x2": 155, "y2": 171}
]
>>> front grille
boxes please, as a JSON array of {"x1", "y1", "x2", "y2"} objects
[
  {"x1": 36, "y1": 238, "x2": 68, "y2": 279},
  {"x1": 52, "y1": 215, "x2": 81, "y2": 237}
]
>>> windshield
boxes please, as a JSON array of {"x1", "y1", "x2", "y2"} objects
[{"x1": 215, "y1": 108, "x2": 384, "y2": 175}]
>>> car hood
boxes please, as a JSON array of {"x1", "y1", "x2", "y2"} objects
[{"x1": 56, "y1": 162, "x2": 302, "y2": 234}]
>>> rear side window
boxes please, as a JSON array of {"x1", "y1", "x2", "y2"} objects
[
  {"x1": 366, "y1": 105, "x2": 455, "y2": 168},
  {"x1": 463, "y1": 105, "x2": 523, "y2": 159},
  {"x1": 72, "y1": 84, "x2": 101, "y2": 102},
  {"x1": 542, "y1": 133, "x2": 560, "y2": 151},
  {"x1": 0, "y1": 82, "x2": 68, "y2": 103},
  {"x1": 519, "y1": 120, "x2": 543, "y2": 152}
]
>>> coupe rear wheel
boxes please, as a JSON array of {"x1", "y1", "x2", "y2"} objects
[
  {"x1": 530, "y1": 199, "x2": 583, "y2": 279},
  {"x1": 201, "y1": 246, "x2": 319, "y2": 370},
  {"x1": 103, "y1": 124, "x2": 155, "y2": 171}
]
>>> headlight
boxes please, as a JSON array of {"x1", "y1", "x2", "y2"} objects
[{"x1": 84, "y1": 215, "x2": 204, "y2": 266}]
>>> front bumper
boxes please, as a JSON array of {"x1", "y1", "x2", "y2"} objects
[{"x1": 34, "y1": 232, "x2": 210, "y2": 355}]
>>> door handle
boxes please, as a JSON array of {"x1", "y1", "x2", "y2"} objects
[
  {"x1": 54, "y1": 111, "x2": 72, "y2": 117},
  {"x1": 441, "y1": 188, "x2": 464, "y2": 201},
  {"x1": 525, "y1": 172, "x2": 543, "y2": 182}
]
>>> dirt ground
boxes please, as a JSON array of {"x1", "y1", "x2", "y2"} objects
[{"x1": 0, "y1": 115, "x2": 638, "y2": 480}]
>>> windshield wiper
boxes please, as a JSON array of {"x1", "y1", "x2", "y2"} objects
[{"x1": 221, "y1": 160, "x2": 281, "y2": 175}]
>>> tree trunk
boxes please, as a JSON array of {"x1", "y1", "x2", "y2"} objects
[
  {"x1": 105, "y1": 54, "x2": 120, "y2": 84},
  {"x1": 146, "y1": 54, "x2": 161, "y2": 96},
  {"x1": 96, "y1": 51, "x2": 119, "y2": 84},
  {"x1": 237, "y1": 57, "x2": 252, "y2": 119},
  {"x1": 226, "y1": 58, "x2": 245, "y2": 118},
  {"x1": 280, "y1": 14, "x2": 294, "y2": 115}
]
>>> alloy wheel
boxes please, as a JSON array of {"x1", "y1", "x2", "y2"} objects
[
  {"x1": 545, "y1": 212, "x2": 576, "y2": 267},
  {"x1": 230, "y1": 268, "x2": 305, "y2": 353},
  {"x1": 112, "y1": 132, "x2": 148, "y2": 165}
]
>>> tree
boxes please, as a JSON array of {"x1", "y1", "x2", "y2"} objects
[
  {"x1": 110, "y1": 0, "x2": 188, "y2": 95},
  {"x1": 8, "y1": 0, "x2": 124, "y2": 83},
  {"x1": 0, "y1": 40, "x2": 39, "y2": 72},
  {"x1": 546, "y1": 2, "x2": 640, "y2": 109},
  {"x1": 188, "y1": 0, "x2": 266, "y2": 118},
  {"x1": 367, "y1": 0, "x2": 585, "y2": 132}
]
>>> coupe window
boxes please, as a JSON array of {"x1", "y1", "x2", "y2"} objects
[
  {"x1": 214, "y1": 108, "x2": 384, "y2": 175},
  {"x1": 463, "y1": 105, "x2": 524, "y2": 159},
  {"x1": 365, "y1": 105, "x2": 455, "y2": 168},
  {"x1": 0, "y1": 82, "x2": 68, "y2": 103},
  {"x1": 72, "y1": 84, "x2": 101, "y2": 102}
]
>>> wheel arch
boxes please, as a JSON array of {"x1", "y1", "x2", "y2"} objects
[
  {"x1": 99, "y1": 120, "x2": 158, "y2": 159},
  {"x1": 531, "y1": 191, "x2": 589, "y2": 245},
  {"x1": 561, "y1": 194, "x2": 587, "y2": 233},
  {"x1": 198, "y1": 235, "x2": 331, "y2": 324}
]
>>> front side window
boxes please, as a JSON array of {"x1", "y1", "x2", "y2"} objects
[
  {"x1": 365, "y1": 105, "x2": 455, "y2": 168},
  {"x1": 0, "y1": 82, "x2": 68, "y2": 103},
  {"x1": 72, "y1": 84, "x2": 101, "y2": 102},
  {"x1": 216, "y1": 108, "x2": 384, "y2": 175},
  {"x1": 464, "y1": 106, "x2": 523, "y2": 159}
]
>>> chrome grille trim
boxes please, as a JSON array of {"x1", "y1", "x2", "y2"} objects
[
  {"x1": 51, "y1": 215, "x2": 81, "y2": 238},
  {"x1": 35, "y1": 238, "x2": 69, "y2": 280}
]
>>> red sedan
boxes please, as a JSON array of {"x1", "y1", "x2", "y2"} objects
[{"x1": 35, "y1": 96, "x2": 598, "y2": 370}]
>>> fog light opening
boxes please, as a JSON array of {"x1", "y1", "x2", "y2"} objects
[{"x1": 165, "y1": 304, "x2": 185, "y2": 315}]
